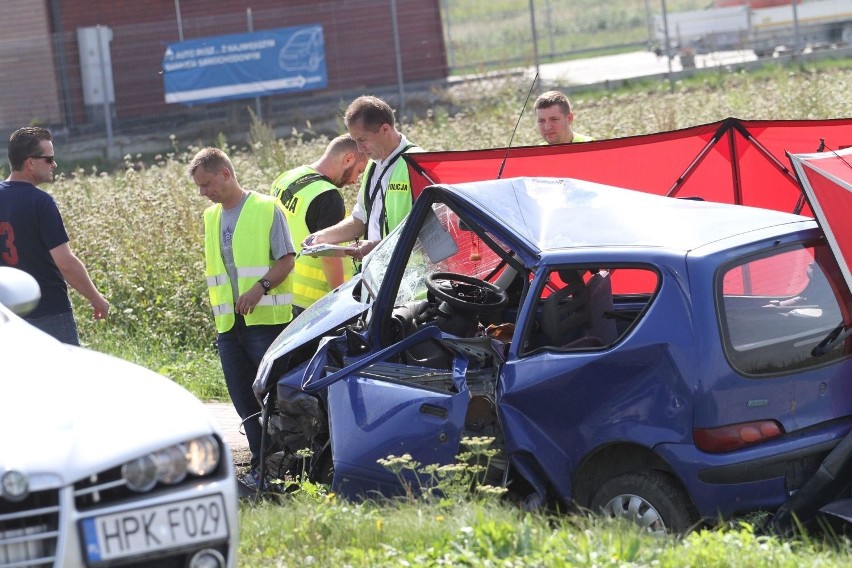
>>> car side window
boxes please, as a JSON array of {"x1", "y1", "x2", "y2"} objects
[
  {"x1": 719, "y1": 243, "x2": 852, "y2": 375},
  {"x1": 523, "y1": 266, "x2": 658, "y2": 354}
]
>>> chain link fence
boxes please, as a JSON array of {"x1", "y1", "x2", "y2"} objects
[
  {"x1": 441, "y1": 0, "x2": 656, "y2": 72},
  {"x1": 3, "y1": 0, "x2": 848, "y2": 162}
]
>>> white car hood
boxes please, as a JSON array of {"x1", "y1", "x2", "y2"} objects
[{"x1": 0, "y1": 311, "x2": 219, "y2": 487}]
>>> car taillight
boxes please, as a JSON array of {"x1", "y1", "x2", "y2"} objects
[{"x1": 694, "y1": 420, "x2": 784, "y2": 453}]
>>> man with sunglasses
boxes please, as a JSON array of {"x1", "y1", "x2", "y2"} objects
[{"x1": 0, "y1": 127, "x2": 109, "y2": 344}]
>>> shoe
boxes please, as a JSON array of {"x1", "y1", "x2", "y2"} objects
[
  {"x1": 237, "y1": 469, "x2": 282, "y2": 498},
  {"x1": 237, "y1": 469, "x2": 263, "y2": 500},
  {"x1": 239, "y1": 469, "x2": 264, "y2": 490}
]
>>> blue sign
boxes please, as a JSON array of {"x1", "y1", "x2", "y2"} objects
[{"x1": 162, "y1": 25, "x2": 327, "y2": 105}]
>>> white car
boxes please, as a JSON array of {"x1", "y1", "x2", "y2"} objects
[{"x1": 0, "y1": 267, "x2": 238, "y2": 568}]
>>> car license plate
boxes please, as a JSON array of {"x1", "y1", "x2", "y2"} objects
[{"x1": 80, "y1": 494, "x2": 228, "y2": 564}]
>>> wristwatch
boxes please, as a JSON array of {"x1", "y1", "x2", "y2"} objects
[{"x1": 258, "y1": 278, "x2": 272, "y2": 294}]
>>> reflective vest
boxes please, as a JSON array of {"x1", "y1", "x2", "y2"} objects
[
  {"x1": 203, "y1": 193, "x2": 293, "y2": 332},
  {"x1": 539, "y1": 133, "x2": 595, "y2": 146},
  {"x1": 362, "y1": 144, "x2": 420, "y2": 239},
  {"x1": 271, "y1": 166, "x2": 354, "y2": 309}
]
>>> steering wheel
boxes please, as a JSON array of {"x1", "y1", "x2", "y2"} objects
[{"x1": 425, "y1": 272, "x2": 509, "y2": 312}]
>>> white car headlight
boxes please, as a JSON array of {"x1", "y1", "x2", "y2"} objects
[
  {"x1": 155, "y1": 444, "x2": 188, "y2": 485},
  {"x1": 186, "y1": 435, "x2": 221, "y2": 476},
  {"x1": 122, "y1": 454, "x2": 158, "y2": 492},
  {"x1": 122, "y1": 436, "x2": 221, "y2": 492}
]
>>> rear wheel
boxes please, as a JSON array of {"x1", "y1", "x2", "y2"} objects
[{"x1": 590, "y1": 472, "x2": 697, "y2": 534}]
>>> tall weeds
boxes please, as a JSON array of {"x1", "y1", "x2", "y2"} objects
[{"x1": 51, "y1": 63, "x2": 852, "y2": 394}]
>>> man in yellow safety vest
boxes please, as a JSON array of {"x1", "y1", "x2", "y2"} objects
[
  {"x1": 270, "y1": 134, "x2": 367, "y2": 312},
  {"x1": 189, "y1": 147, "x2": 296, "y2": 492},
  {"x1": 301, "y1": 96, "x2": 420, "y2": 260}
]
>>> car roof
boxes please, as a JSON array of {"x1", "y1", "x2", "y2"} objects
[{"x1": 437, "y1": 177, "x2": 815, "y2": 253}]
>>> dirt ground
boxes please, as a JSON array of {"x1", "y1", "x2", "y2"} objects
[{"x1": 231, "y1": 447, "x2": 252, "y2": 477}]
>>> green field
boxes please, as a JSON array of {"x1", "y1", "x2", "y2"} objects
[
  {"x1": 441, "y1": 0, "x2": 720, "y2": 72},
  {"x1": 57, "y1": 56, "x2": 852, "y2": 396},
  {"x1": 37, "y1": 58, "x2": 852, "y2": 565}
]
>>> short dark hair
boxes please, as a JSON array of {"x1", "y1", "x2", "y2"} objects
[
  {"x1": 8, "y1": 127, "x2": 52, "y2": 171},
  {"x1": 344, "y1": 96, "x2": 395, "y2": 132},
  {"x1": 534, "y1": 90, "x2": 571, "y2": 115},
  {"x1": 327, "y1": 133, "x2": 359, "y2": 156},
  {"x1": 187, "y1": 147, "x2": 234, "y2": 178}
]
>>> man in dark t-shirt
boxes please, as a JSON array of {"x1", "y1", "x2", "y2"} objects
[
  {"x1": 270, "y1": 134, "x2": 367, "y2": 311},
  {"x1": 0, "y1": 127, "x2": 109, "y2": 344}
]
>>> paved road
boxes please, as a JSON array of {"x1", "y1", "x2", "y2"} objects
[
  {"x1": 205, "y1": 401, "x2": 249, "y2": 453},
  {"x1": 534, "y1": 49, "x2": 758, "y2": 86}
]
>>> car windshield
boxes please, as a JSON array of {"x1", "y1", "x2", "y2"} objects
[
  {"x1": 390, "y1": 201, "x2": 514, "y2": 307},
  {"x1": 358, "y1": 197, "x2": 523, "y2": 371},
  {"x1": 357, "y1": 195, "x2": 519, "y2": 306},
  {"x1": 361, "y1": 218, "x2": 407, "y2": 300}
]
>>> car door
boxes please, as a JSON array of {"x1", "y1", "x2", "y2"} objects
[
  {"x1": 301, "y1": 327, "x2": 474, "y2": 498},
  {"x1": 299, "y1": 186, "x2": 530, "y2": 499},
  {"x1": 790, "y1": 147, "x2": 852, "y2": 298}
]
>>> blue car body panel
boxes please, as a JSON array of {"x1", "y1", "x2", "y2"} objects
[
  {"x1": 264, "y1": 177, "x2": 852, "y2": 523},
  {"x1": 327, "y1": 375, "x2": 470, "y2": 497},
  {"x1": 255, "y1": 277, "x2": 368, "y2": 394}
]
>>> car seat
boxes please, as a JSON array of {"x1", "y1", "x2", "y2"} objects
[
  {"x1": 585, "y1": 270, "x2": 618, "y2": 345},
  {"x1": 539, "y1": 270, "x2": 590, "y2": 347},
  {"x1": 540, "y1": 269, "x2": 619, "y2": 349}
]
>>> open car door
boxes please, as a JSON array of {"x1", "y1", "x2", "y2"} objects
[
  {"x1": 302, "y1": 327, "x2": 503, "y2": 499},
  {"x1": 790, "y1": 147, "x2": 852, "y2": 295}
]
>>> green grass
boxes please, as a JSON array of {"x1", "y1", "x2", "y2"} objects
[
  {"x1": 84, "y1": 326, "x2": 227, "y2": 401},
  {"x1": 238, "y1": 447, "x2": 847, "y2": 566},
  {"x1": 238, "y1": 491, "x2": 852, "y2": 566},
  {"x1": 47, "y1": 59, "x2": 852, "y2": 564}
]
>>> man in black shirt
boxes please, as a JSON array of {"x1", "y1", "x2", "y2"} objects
[
  {"x1": 0, "y1": 127, "x2": 109, "y2": 344},
  {"x1": 270, "y1": 134, "x2": 367, "y2": 311}
]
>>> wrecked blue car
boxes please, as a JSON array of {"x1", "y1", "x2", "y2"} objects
[{"x1": 253, "y1": 177, "x2": 852, "y2": 532}]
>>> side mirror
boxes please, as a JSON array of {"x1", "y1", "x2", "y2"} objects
[{"x1": 0, "y1": 267, "x2": 41, "y2": 316}]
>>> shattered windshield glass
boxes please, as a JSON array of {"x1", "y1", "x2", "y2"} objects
[
  {"x1": 395, "y1": 201, "x2": 511, "y2": 307},
  {"x1": 361, "y1": 219, "x2": 406, "y2": 300}
]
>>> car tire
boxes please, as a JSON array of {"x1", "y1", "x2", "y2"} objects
[{"x1": 590, "y1": 471, "x2": 696, "y2": 534}]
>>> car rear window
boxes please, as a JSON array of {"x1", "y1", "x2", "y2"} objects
[{"x1": 719, "y1": 242, "x2": 852, "y2": 375}]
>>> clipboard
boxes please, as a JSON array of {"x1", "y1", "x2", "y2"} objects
[{"x1": 300, "y1": 243, "x2": 358, "y2": 257}]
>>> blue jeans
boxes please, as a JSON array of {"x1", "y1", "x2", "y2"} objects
[
  {"x1": 25, "y1": 311, "x2": 80, "y2": 346},
  {"x1": 216, "y1": 315, "x2": 287, "y2": 470}
]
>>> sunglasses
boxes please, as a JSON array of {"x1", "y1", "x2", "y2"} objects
[{"x1": 30, "y1": 155, "x2": 56, "y2": 164}]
